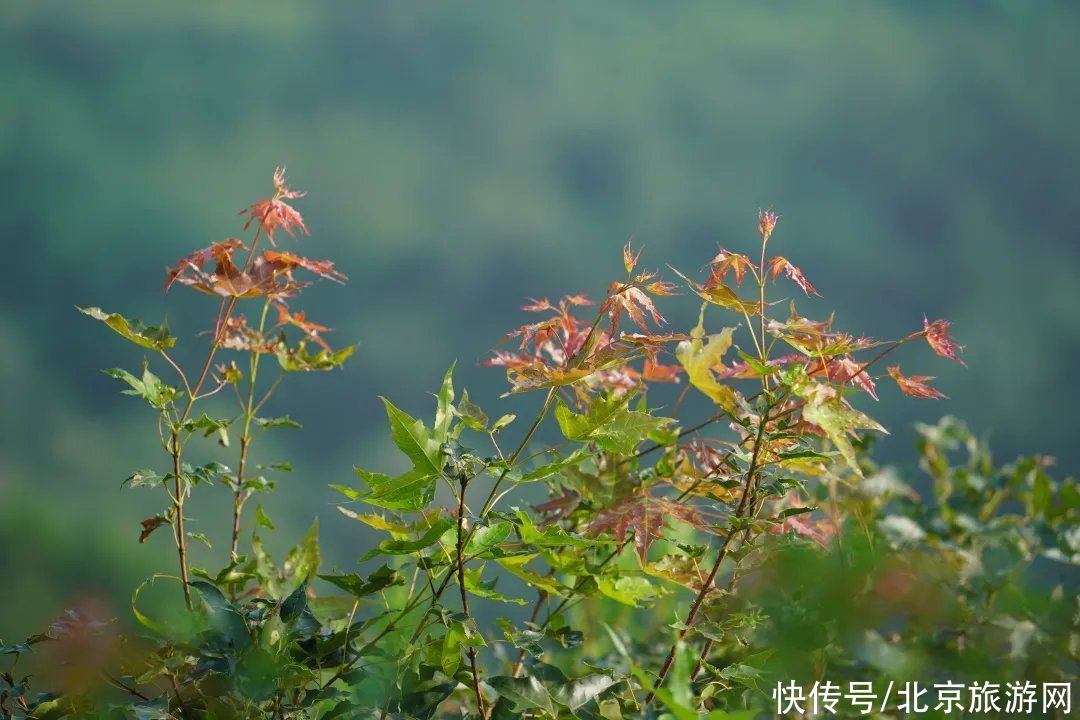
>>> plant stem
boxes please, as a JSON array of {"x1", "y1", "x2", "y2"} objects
[
  {"x1": 644, "y1": 404, "x2": 772, "y2": 706},
  {"x1": 102, "y1": 673, "x2": 150, "y2": 702},
  {"x1": 231, "y1": 298, "x2": 273, "y2": 561},
  {"x1": 163, "y1": 226, "x2": 266, "y2": 610},
  {"x1": 479, "y1": 387, "x2": 556, "y2": 517},
  {"x1": 758, "y1": 237, "x2": 768, "y2": 374},
  {"x1": 690, "y1": 495, "x2": 764, "y2": 681},
  {"x1": 320, "y1": 584, "x2": 432, "y2": 690},
  {"x1": 406, "y1": 388, "x2": 558, "y2": 646},
  {"x1": 511, "y1": 586, "x2": 549, "y2": 677},
  {"x1": 169, "y1": 443, "x2": 193, "y2": 610},
  {"x1": 392, "y1": 299, "x2": 610, "y2": 657},
  {"x1": 513, "y1": 422, "x2": 766, "y2": 677},
  {"x1": 456, "y1": 476, "x2": 487, "y2": 719}
]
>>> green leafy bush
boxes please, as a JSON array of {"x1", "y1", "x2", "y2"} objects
[{"x1": 2, "y1": 173, "x2": 1074, "y2": 719}]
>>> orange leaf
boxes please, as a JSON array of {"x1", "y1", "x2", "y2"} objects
[
  {"x1": 707, "y1": 248, "x2": 755, "y2": 287},
  {"x1": 163, "y1": 238, "x2": 245, "y2": 291},
  {"x1": 276, "y1": 302, "x2": 333, "y2": 350},
  {"x1": 888, "y1": 366, "x2": 946, "y2": 399},
  {"x1": 263, "y1": 250, "x2": 347, "y2": 283}
]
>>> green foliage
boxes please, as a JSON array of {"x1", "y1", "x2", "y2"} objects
[
  {"x1": 78, "y1": 307, "x2": 176, "y2": 351},
  {"x1": 5, "y1": 189, "x2": 1075, "y2": 720},
  {"x1": 554, "y1": 394, "x2": 673, "y2": 454}
]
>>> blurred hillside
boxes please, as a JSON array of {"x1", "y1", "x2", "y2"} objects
[{"x1": 1, "y1": 1, "x2": 1078, "y2": 637}]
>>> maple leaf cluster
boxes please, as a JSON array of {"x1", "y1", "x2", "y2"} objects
[
  {"x1": 483, "y1": 248, "x2": 684, "y2": 396},
  {"x1": 484, "y1": 208, "x2": 965, "y2": 563},
  {"x1": 163, "y1": 168, "x2": 351, "y2": 366},
  {"x1": 240, "y1": 166, "x2": 310, "y2": 242}
]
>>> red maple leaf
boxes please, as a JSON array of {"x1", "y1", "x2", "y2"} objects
[
  {"x1": 588, "y1": 494, "x2": 710, "y2": 563},
  {"x1": 276, "y1": 302, "x2": 333, "y2": 350},
  {"x1": 533, "y1": 488, "x2": 580, "y2": 521},
  {"x1": 759, "y1": 208, "x2": 779, "y2": 241},
  {"x1": 262, "y1": 250, "x2": 347, "y2": 284},
  {"x1": 888, "y1": 366, "x2": 946, "y2": 399},
  {"x1": 811, "y1": 355, "x2": 878, "y2": 400},
  {"x1": 767, "y1": 256, "x2": 819, "y2": 297},
  {"x1": 707, "y1": 248, "x2": 756, "y2": 287},
  {"x1": 164, "y1": 238, "x2": 246, "y2": 291},
  {"x1": 923, "y1": 316, "x2": 966, "y2": 366},
  {"x1": 603, "y1": 282, "x2": 666, "y2": 335},
  {"x1": 240, "y1": 167, "x2": 309, "y2": 243}
]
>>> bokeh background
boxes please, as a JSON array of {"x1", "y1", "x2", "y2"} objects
[{"x1": 2, "y1": 1, "x2": 1078, "y2": 638}]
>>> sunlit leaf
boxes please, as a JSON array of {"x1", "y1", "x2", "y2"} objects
[
  {"x1": 492, "y1": 414, "x2": 517, "y2": 432},
  {"x1": 78, "y1": 307, "x2": 176, "y2": 350},
  {"x1": 254, "y1": 415, "x2": 302, "y2": 429},
  {"x1": 281, "y1": 520, "x2": 320, "y2": 590},
  {"x1": 382, "y1": 398, "x2": 443, "y2": 477},
  {"x1": 767, "y1": 256, "x2": 819, "y2": 297},
  {"x1": 675, "y1": 319, "x2": 738, "y2": 412},
  {"x1": 104, "y1": 364, "x2": 181, "y2": 410},
  {"x1": 554, "y1": 674, "x2": 619, "y2": 712},
  {"x1": 801, "y1": 384, "x2": 886, "y2": 476},
  {"x1": 888, "y1": 365, "x2": 946, "y2": 399},
  {"x1": 923, "y1": 316, "x2": 966, "y2": 366},
  {"x1": 455, "y1": 390, "x2": 489, "y2": 431},
  {"x1": 489, "y1": 676, "x2": 558, "y2": 717},
  {"x1": 361, "y1": 517, "x2": 454, "y2": 560},
  {"x1": 254, "y1": 505, "x2": 275, "y2": 530},
  {"x1": 358, "y1": 468, "x2": 437, "y2": 513},
  {"x1": 495, "y1": 554, "x2": 568, "y2": 598},
  {"x1": 597, "y1": 575, "x2": 664, "y2": 607},
  {"x1": 554, "y1": 394, "x2": 673, "y2": 455},
  {"x1": 464, "y1": 521, "x2": 513, "y2": 555},
  {"x1": 433, "y1": 363, "x2": 455, "y2": 444}
]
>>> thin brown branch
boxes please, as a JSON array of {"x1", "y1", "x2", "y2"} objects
[
  {"x1": 645, "y1": 403, "x2": 772, "y2": 706},
  {"x1": 456, "y1": 476, "x2": 487, "y2": 719}
]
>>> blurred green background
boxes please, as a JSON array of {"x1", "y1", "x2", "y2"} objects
[{"x1": 2, "y1": 1, "x2": 1078, "y2": 638}]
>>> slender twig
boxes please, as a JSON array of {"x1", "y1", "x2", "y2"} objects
[
  {"x1": 758, "y1": 234, "x2": 769, "y2": 391},
  {"x1": 230, "y1": 298, "x2": 274, "y2": 562},
  {"x1": 511, "y1": 585, "x2": 550, "y2": 677},
  {"x1": 690, "y1": 494, "x2": 766, "y2": 681},
  {"x1": 456, "y1": 475, "x2": 488, "y2": 719},
  {"x1": 167, "y1": 672, "x2": 189, "y2": 716},
  {"x1": 634, "y1": 410, "x2": 727, "y2": 460},
  {"x1": 159, "y1": 351, "x2": 192, "y2": 399},
  {"x1": 160, "y1": 226, "x2": 266, "y2": 609},
  {"x1": 320, "y1": 584, "x2": 432, "y2": 690},
  {"x1": 404, "y1": 381, "x2": 562, "y2": 646},
  {"x1": 103, "y1": 672, "x2": 151, "y2": 702},
  {"x1": 645, "y1": 403, "x2": 773, "y2": 706},
  {"x1": 168, "y1": 448, "x2": 193, "y2": 609},
  {"x1": 479, "y1": 387, "x2": 556, "y2": 517},
  {"x1": 513, "y1": 421, "x2": 765, "y2": 677}
]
